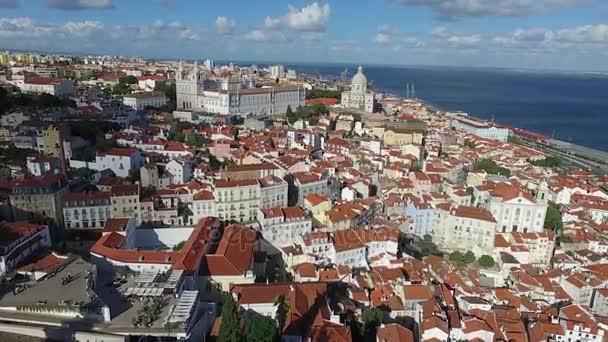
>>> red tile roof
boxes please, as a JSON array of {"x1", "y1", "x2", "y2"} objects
[
  {"x1": 203, "y1": 224, "x2": 257, "y2": 276},
  {"x1": 0, "y1": 222, "x2": 46, "y2": 246}
]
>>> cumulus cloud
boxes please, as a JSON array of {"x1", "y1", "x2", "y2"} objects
[
  {"x1": 215, "y1": 16, "x2": 236, "y2": 35},
  {"x1": 284, "y1": 2, "x2": 330, "y2": 32},
  {"x1": 263, "y1": 16, "x2": 282, "y2": 30},
  {"x1": 246, "y1": 3, "x2": 330, "y2": 44},
  {"x1": 0, "y1": 0, "x2": 19, "y2": 8},
  {"x1": 62, "y1": 20, "x2": 104, "y2": 37},
  {"x1": 390, "y1": 0, "x2": 579, "y2": 20},
  {"x1": 245, "y1": 29, "x2": 289, "y2": 42},
  {"x1": 432, "y1": 26, "x2": 481, "y2": 48},
  {"x1": 0, "y1": 16, "x2": 204, "y2": 47},
  {"x1": 493, "y1": 24, "x2": 608, "y2": 50},
  {"x1": 0, "y1": 17, "x2": 54, "y2": 39},
  {"x1": 44, "y1": 0, "x2": 114, "y2": 10},
  {"x1": 374, "y1": 32, "x2": 392, "y2": 44}
]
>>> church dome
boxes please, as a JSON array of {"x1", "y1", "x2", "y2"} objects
[{"x1": 351, "y1": 65, "x2": 367, "y2": 88}]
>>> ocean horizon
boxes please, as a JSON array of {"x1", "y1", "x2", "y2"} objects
[{"x1": 261, "y1": 63, "x2": 608, "y2": 152}]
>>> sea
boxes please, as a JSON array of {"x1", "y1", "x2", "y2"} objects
[{"x1": 274, "y1": 63, "x2": 608, "y2": 152}]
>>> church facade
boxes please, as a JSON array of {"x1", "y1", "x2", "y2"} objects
[
  {"x1": 341, "y1": 65, "x2": 375, "y2": 113},
  {"x1": 175, "y1": 62, "x2": 305, "y2": 117}
]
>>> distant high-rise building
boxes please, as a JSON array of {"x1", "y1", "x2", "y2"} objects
[
  {"x1": 203, "y1": 59, "x2": 215, "y2": 70},
  {"x1": 269, "y1": 64, "x2": 285, "y2": 79}
]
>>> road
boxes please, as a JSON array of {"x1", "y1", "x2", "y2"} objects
[{"x1": 516, "y1": 139, "x2": 608, "y2": 174}]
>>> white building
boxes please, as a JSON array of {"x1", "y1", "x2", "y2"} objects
[
  {"x1": 26, "y1": 155, "x2": 60, "y2": 176},
  {"x1": 122, "y1": 91, "x2": 168, "y2": 110},
  {"x1": 20, "y1": 76, "x2": 75, "y2": 97},
  {"x1": 70, "y1": 148, "x2": 143, "y2": 178},
  {"x1": 257, "y1": 207, "x2": 312, "y2": 248},
  {"x1": 191, "y1": 190, "x2": 216, "y2": 226},
  {"x1": 166, "y1": 158, "x2": 193, "y2": 185},
  {"x1": 269, "y1": 64, "x2": 285, "y2": 79},
  {"x1": 259, "y1": 175, "x2": 288, "y2": 209},
  {"x1": 63, "y1": 192, "x2": 112, "y2": 230},
  {"x1": 433, "y1": 205, "x2": 497, "y2": 256},
  {"x1": 474, "y1": 181, "x2": 549, "y2": 233},
  {"x1": 332, "y1": 228, "x2": 368, "y2": 269},
  {"x1": 213, "y1": 179, "x2": 260, "y2": 223},
  {"x1": 175, "y1": 61, "x2": 304, "y2": 116},
  {"x1": 450, "y1": 115, "x2": 510, "y2": 142},
  {"x1": 341, "y1": 65, "x2": 375, "y2": 113}
]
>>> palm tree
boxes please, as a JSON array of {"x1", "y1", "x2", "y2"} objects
[{"x1": 274, "y1": 294, "x2": 290, "y2": 334}]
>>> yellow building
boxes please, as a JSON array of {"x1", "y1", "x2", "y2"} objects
[
  {"x1": 304, "y1": 194, "x2": 331, "y2": 223},
  {"x1": 383, "y1": 127, "x2": 424, "y2": 146},
  {"x1": 0, "y1": 52, "x2": 12, "y2": 64},
  {"x1": 9, "y1": 174, "x2": 68, "y2": 224}
]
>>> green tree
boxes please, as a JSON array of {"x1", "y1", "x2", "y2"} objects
[
  {"x1": 449, "y1": 251, "x2": 463, "y2": 262},
  {"x1": 544, "y1": 202, "x2": 563, "y2": 232},
  {"x1": 286, "y1": 105, "x2": 294, "y2": 116},
  {"x1": 464, "y1": 250, "x2": 476, "y2": 264},
  {"x1": 119, "y1": 75, "x2": 138, "y2": 84},
  {"x1": 218, "y1": 294, "x2": 242, "y2": 342},
  {"x1": 274, "y1": 294, "x2": 290, "y2": 334},
  {"x1": 527, "y1": 156, "x2": 562, "y2": 168},
  {"x1": 449, "y1": 250, "x2": 475, "y2": 267},
  {"x1": 243, "y1": 315, "x2": 276, "y2": 342},
  {"x1": 172, "y1": 132, "x2": 186, "y2": 143},
  {"x1": 172, "y1": 240, "x2": 186, "y2": 251},
  {"x1": 208, "y1": 154, "x2": 222, "y2": 170},
  {"x1": 155, "y1": 82, "x2": 176, "y2": 110},
  {"x1": 473, "y1": 158, "x2": 511, "y2": 177},
  {"x1": 464, "y1": 139, "x2": 476, "y2": 149},
  {"x1": 361, "y1": 308, "x2": 383, "y2": 340},
  {"x1": 305, "y1": 89, "x2": 341, "y2": 99},
  {"x1": 478, "y1": 255, "x2": 495, "y2": 268},
  {"x1": 186, "y1": 133, "x2": 200, "y2": 148}
]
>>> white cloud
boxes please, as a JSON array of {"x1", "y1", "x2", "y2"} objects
[
  {"x1": 245, "y1": 29, "x2": 289, "y2": 42},
  {"x1": 403, "y1": 37, "x2": 426, "y2": 48},
  {"x1": 246, "y1": 3, "x2": 330, "y2": 44},
  {"x1": 374, "y1": 32, "x2": 392, "y2": 44},
  {"x1": 284, "y1": 2, "x2": 330, "y2": 32},
  {"x1": 390, "y1": 0, "x2": 580, "y2": 20},
  {"x1": 44, "y1": 0, "x2": 114, "y2": 10},
  {"x1": 0, "y1": 16, "x2": 203, "y2": 47},
  {"x1": 554, "y1": 24, "x2": 608, "y2": 43},
  {"x1": 0, "y1": 17, "x2": 55, "y2": 39},
  {"x1": 432, "y1": 26, "x2": 481, "y2": 48},
  {"x1": 215, "y1": 16, "x2": 236, "y2": 35},
  {"x1": 179, "y1": 28, "x2": 201, "y2": 41},
  {"x1": 492, "y1": 24, "x2": 608, "y2": 50},
  {"x1": 263, "y1": 16, "x2": 282, "y2": 30},
  {"x1": 374, "y1": 24, "x2": 399, "y2": 44},
  {"x1": 62, "y1": 20, "x2": 104, "y2": 37}
]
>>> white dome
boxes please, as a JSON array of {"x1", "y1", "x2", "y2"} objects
[{"x1": 351, "y1": 65, "x2": 367, "y2": 87}]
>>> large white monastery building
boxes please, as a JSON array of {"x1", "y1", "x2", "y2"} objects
[
  {"x1": 175, "y1": 62, "x2": 304, "y2": 116},
  {"x1": 341, "y1": 65, "x2": 376, "y2": 113}
]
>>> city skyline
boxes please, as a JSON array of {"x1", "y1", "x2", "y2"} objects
[{"x1": 1, "y1": 0, "x2": 608, "y2": 71}]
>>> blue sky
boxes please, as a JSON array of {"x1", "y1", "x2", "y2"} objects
[{"x1": 1, "y1": 0, "x2": 608, "y2": 70}]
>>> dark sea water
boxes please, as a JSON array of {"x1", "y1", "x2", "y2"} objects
[{"x1": 280, "y1": 63, "x2": 608, "y2": 152}]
